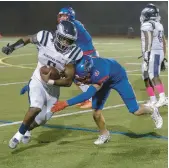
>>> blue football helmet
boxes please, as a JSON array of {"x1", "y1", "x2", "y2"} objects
[
  {"x1": 58, "y1": 7, "x2": 75, "y2": 23},
  {"x1": 75, "y1": 56, "x2": 94, "y2": 78},
  {"x1": 140, "y1": 4, "x2": 160, "y2": 23}
]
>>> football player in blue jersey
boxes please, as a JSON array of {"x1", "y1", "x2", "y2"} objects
[
  {"x1": 57, "y1": 6, "x2": 99, "y2": 108},
  {"x1": 51, "y1": 56, "x2": 163, "y2": 145}
]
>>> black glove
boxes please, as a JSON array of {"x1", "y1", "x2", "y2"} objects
[
  {"x1": 2, "y1": 43, "x2": 14, "y2": 55},
  {"x1": 161, "y1": 58, "x2": 168, "y2": 71}
]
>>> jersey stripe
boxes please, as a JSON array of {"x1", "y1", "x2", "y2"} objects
[
  {"x1": 40, "y1": 31, "x2": 45, "y2": 44},
  {"x1": 72, "y1": 49, "x2": 81, "y2": 61},
  {"x1": 40, "y1": 31, "x2": 49, "y2": 46},
  {"x1": 68, "y1": 47, "x2": 79, "y2": 59},
  {"x1": 44, "y1": 32, "x2": 49, "y2": 46}
]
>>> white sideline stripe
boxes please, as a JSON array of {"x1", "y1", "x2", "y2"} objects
[
  {"x1": 126, "y1": 63, "x2": 141, "y2": 65},
  {"x1": 128, "y1": 74, "x2": 168, "y2": 77},
  {"x1": 0, "y1": 81, "x2": 27, "y2": 86},
  {"x1": 0, "y1": 101, "x2": 145, "y2": 128}
]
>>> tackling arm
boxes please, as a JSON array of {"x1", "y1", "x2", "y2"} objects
[{"x1": 51, "y1": 84, "x2": 102, "y2": 113}]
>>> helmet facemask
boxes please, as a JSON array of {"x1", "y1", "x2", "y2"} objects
[{"x1": 54, "y1": 31, "x2": 75, "y2": 53}]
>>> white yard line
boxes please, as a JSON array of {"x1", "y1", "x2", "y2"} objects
[
  {"x1": 126, "y1": 63, "x2": 141, "y2": 65},
  {"x1": 0, "y1": 70, "x2": 167, "y2": 87},
  {"x1": 0, "y1": 81, "x2": 28, "y2": 86},
  {"x1": 0, "y1": 100, "x2": 145, "y2": 128}
]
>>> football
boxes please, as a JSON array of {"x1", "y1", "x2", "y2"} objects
[{"x1": 40, "y1": 66, "x2": 60, "y2": 80}]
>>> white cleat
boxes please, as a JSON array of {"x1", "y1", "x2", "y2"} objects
[
  {"x1": 151, "y1": 106, "x2": 163, "y2": 129},
  {"x1": 155, "y1": 97, "x2": 168, "y2": 108},
  {"x1": 21, "y1": 131, "x2": 31, "y2": 144},
  {"x1": 94, "y1": 131, "x2": 110, "y2": 145},
  {"x1": 9, "y1": 138, "x2": 19, "y2": 149},
  {"x1": 144, "y1": 100, "x2": 157, "y2": 107}
]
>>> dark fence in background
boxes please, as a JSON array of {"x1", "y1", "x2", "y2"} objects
[{"x1": 0, "y1": 1, "x2": 168, "y2": 36}]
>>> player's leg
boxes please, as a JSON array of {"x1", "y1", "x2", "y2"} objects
[
  {"x1": 148, "y1": 51, "x2": 167, "y2": 107},
  {"x1": 22, "y1": 92, "x2": 58, "y2": 144},
  {"x1": 9, "y1": 79, "x2": 45, "y2": 149},
  {"x1": 92, "y1": 83, "x2": 111, "y2": 145},
  {"x1": 113, "y1": 78, "x2": 163, "y2": 129},
  {"x1": 141, "y1": 60, "x2": 157, "y2": 105}
]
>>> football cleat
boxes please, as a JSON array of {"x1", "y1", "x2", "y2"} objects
[
  {"x1": 94, "y1": 131, "x2": 110, "y2": 145},
  {"x1": 22, "y1": 131, "x2": 31, "y2": 144},
  {"x1": 80, "y1": 100, "x2": 92, "y2": 109},
  {"x1": 9, "y1": 138, "x2": 19, "y2": 149},
  {"x1": 155, "y1": 97, "x2": 168, "y2": 108},
  {"x1": 151, "y1": 106, "x2": 163, "y2": 129}
]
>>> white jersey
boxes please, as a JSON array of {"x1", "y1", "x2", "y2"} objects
[
  {"x1": 31, "y1": 30, "x2": 83, "y2": 95},
  {"x1": 141, "y1": 20, "x2": 164, "y2": 52}
]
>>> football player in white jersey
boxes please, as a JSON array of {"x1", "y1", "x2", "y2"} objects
[
  {"x1": 140, "y1": 4, "x2": 168, "y2": 108},
  {"x1": 2, "y1": 21, "x2": 83, "y2": 149}
]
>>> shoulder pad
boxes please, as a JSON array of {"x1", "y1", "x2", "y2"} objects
[
  {"x1": 37, "y1": 30, "x2": 51, "y2": 46},
  {"x1": 141, "y1": 22, "x2": 154, "y2": 31}
]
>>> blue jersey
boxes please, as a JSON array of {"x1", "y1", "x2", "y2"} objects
[
  {"x1": 90, "y1": 57, "x2": 127, "y2": 85},
  {"x1": 72, "y1": 20, "x2": 96, "y2": 55}
]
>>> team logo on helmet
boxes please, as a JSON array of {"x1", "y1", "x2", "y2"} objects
[{"x1": 94, "y1": 70, "x2": 100, "y2": 76}]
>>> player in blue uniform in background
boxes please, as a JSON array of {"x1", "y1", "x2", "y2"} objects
[
  {"x1": 51, "y1": 56, "x2": 163, "y2": 145},
  {"x1": 20, "y1": 6, "x2": 98, "y2": 108},
  {"x1": 57, "y1": 7, "x2": 99, "y2": 108}
]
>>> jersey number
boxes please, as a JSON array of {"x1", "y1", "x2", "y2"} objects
[{"x1": 47, "y1": 60, "x2": 56, "y2": 67}]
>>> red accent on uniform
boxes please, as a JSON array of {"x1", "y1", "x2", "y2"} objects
[
  {"x1": 83, "y1": 50, "x2": 95, "y2": 55},
  {"x1": 97, "y1": 76, "x2": 109, "y2": 85}
]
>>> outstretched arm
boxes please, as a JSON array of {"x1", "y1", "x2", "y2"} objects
[
  {"x1": 2, "y1": 34, "x2": 38, "y2": 55},
  {"x1": 51, "y1": 84, "x2": 102, "y2": 113}
]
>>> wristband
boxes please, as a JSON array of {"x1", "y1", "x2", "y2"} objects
[{"x1": 47, "y1": 80, "x2": 55, "y2": 85}]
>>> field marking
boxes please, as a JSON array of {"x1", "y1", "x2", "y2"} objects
[
  {"x1": 126, "y1": 63, "x2": 141, "y2": 65},
  {"x1": 0, "y1": 70, "x2": 167, "y2": 87},
  {"x1": 0, "y1": 100, "x2": 145, "y2": 128},
  {"x1": 0, "y1": 81, "x2": 27, "y2": 86},
  {"x1": 128, "y1": 73, "x2": 168, "y2": 77},
  {"x1": 0, "y1": 54, "x2": 139, "y2": 70},
  {"x1": 0, "y1": 54, "x2": 35, "y2": 69}
]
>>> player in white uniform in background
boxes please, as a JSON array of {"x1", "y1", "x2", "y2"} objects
[
  {"x1": 140, "y1": 3, "x2": 168, "y2": 108},
  {"x1": 2, "y1": 21, "x2": 83, "y2": 149}
]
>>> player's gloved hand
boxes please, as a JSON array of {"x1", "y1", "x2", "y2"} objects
[
  {"x1": 51, "y1": 101, "x2": 69, "y2": 113},
  {"x1": 20, "y1": 85, "x2": 28, "y2": 95},
  {"x1": 161, "y1": 58, "x2": 168, "y2": 71},
  {"x1": 143, "y1": 51, "x2": 150, "y2": 63},
  {"x1": 2, "y1": 43, "x2": 14, "y2": 55}
]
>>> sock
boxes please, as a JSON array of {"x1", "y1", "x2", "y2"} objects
[
  {"x1": 79, "y1": 84, "x2": 92, "y2": 102},
  {"x1": 146, "y1": 87, "x2": 157, "y2": 102},
  {"x1": 19, "y1": 123, "x2": 30, "y2": 135},
  {"x1": 154, "y1": 84, "x2": 165, "y2": 99}
]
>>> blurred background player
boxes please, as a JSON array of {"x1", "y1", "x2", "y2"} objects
[
  {"x1": 2, "y1": 21, "x2": 83, "y2": 149},
  {"x1": 140, "y1": 3, "x2": 168, "y2": 108},
  {"x1": 51, "y1": 56, "x2": 163, "y2": 145},
  {"x1": 57, "y1": 6, "x2": 99, "y2": 108}
]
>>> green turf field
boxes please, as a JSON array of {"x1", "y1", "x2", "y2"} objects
[{"x1": 0, "y1": 37, "x2": 168, "y2": 168}]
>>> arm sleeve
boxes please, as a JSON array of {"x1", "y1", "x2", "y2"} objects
[{"x1": 67, "y1": 85, "x2": 97, "y2": 106}]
